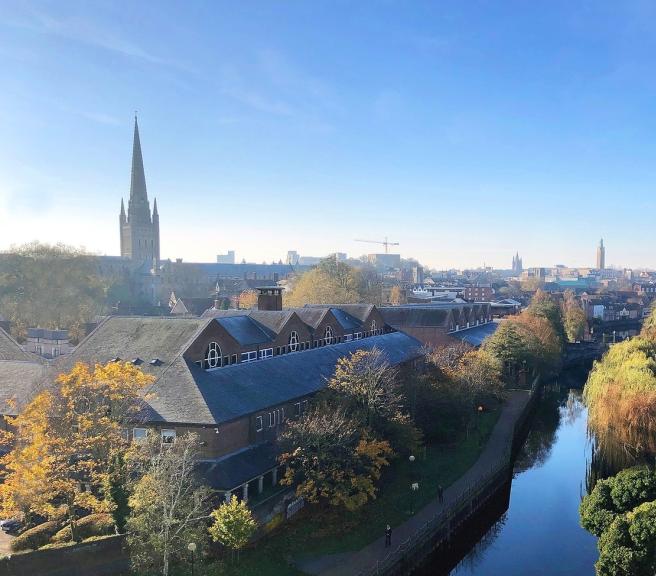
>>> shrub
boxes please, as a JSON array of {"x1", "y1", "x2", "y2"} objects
[
  {"x1": 51, "y1": 513, "x2": 115, "y2": 543},
  {"x1": 10, "y1": 521, "x2": 60, "y2": 552}
]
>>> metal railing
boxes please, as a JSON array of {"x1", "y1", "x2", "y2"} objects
[{"x1": 356, "y1": 382, "x2": 540, "y2": 576}]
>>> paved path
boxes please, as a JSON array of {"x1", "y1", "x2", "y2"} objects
[
  {"x1": 297, "y1": 389, "x2": 531, "y2": 576},
  {"x1": 0, "y1": 530, "x2": 14, "y2": 557}
]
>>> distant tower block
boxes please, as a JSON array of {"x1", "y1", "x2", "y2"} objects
[{"x1": 596, "y1": 238, "x2": 605, "y2": 270}]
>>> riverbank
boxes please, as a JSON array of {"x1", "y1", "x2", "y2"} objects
[{"x1": 297, "y1": 389, "x2": 532, "y2": 576}]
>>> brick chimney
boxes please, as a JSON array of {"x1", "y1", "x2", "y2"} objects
[{"x1": 257, "y1": 287, "x2": 283, "y2": 311}]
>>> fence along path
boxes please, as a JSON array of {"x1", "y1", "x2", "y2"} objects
[{"x1": 298, "y1": 388, "x2": 533, "y2": 576}]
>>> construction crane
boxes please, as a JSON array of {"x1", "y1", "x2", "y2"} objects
[{"x1": 354, "y1": 237, "x2": 400, "y2": 254}]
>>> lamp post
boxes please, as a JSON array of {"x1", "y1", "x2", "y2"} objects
[
  {"x1": 187, "y1": 542, "x2": 197, "y2": 576},
  {"x1": 409, "y1": 455, "x2": 417, "y2": 514}
]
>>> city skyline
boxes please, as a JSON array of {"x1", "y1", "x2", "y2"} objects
[{"x1": 2, "y1": 1, "x2": 656, "y2": 269}]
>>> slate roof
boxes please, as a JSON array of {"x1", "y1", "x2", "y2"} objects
[
  {"x1": 451, "y1": 321, "x2": 500, "y2": 347},
  {"x1": 0, "y1": 361, "x2": 48, "y2": 416},
  {"x1": 55, "y1": 316, "x2": 209, "y2": 378},
  {"x1": 325, "y1": 307, "x2": 362, "y2": 331},
  {"x1": 285, "y1": 307, "x2": 329, "y2": 329},
  {"x1": 27, "y1": 328, "x2": 69, "y2": 340},
  {"x1": 318, "y1": 304, "x2": 373, "y2": 322},
  {"x1": 0, "y1": 327, "x2": 34, "y2": 362},
  {"x1": 197, "y1": 443, "x2": 278, "y2": 490},
  {"x1": 214, "y1": 315, "x2": 274, "y2": 346},
  {"x1": 379, "y1": 306, "x2": 450, "y2": 328},
  {"x1": 144, "y1": 331, "x2": 423, "y2": 426}
]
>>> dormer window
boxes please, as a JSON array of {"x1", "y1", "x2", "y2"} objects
[
  {"x1": 131, "y1": 358, "x2": 143, "y2": 365},
  {"x1": 204, "y1": 342, "x2": 222, "y2": 369},
  {"x1": 371, "y1": 320, "x2": 377, "y2": 335},
  {"x1": 289, "y1": 331, "x2": 299, "y2": 352},
  {"x1": 324, "y1": 326, "x2": 334, "y2": 345},
  {"x1": 150, "y1": 358, "x2": 163, "y2": 366}
]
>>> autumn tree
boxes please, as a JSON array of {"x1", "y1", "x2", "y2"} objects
[
  {"x1": 0, "y1": 362, "x2": 153, "y2": 539},
  {"x1": 208, "y1": 495, "x2": 257, "y2": 562},
  {"x1": 0, "y1": 242, "x2": 106, "y2": 342},
  {"x1": 324, "y1": 349, "x2": 420, "y2": 453},
  {"x1": 562, "y1": 289, "x2": 587, "y2": 343},
  {"x1": 238, "y1": 290, "x2": 258, "y2": 310},
  {"x1": 278, "y1": 408, "x2": 392, "y2": 511},
  {"x1": 284, "y1": 257, "x2": 383, "y2": 306},
  {"x1": 584, "y1": 337, "x2": 656, "y2": 456},
  {"x1": 388, "y1": 285, "x2": 405, "y2": 306},
  {"x1": 126, "y1": 432, "x2": 211, "y2": 576}
]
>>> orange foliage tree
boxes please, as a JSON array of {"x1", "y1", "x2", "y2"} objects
[{"x1": 0, "y1": 362, "x2": 153, "y2": 538}]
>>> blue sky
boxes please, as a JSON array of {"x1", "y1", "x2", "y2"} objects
[{"x1": 1, "y1": 1, "x2": 655, "y2": 269}]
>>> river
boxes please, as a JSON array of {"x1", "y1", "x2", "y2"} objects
[{"x1": 449, "y1": 383, "x2": 599, "y2": 575}]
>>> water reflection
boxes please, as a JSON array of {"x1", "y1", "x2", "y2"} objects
[{"x1": 441, "y1": 385, "x2": 598, "y2": 576}]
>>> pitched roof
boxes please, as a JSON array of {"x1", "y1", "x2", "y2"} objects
[
  {"x1": 452, "y1": 321, "x2": 500, "y2": 347},
  {"x1": 56, "y1": 316, "x2": 209, "y2": 377},
  {"x1": 285, "y1": 307, "x2": 330, "y2": 329},
  {"x1": 379, "y1": 306, "x2": 450, "y2": 328},
  {"x1": 0, "y1": 361, "x2": 48, "y2": 416},
  {"x1": 197, "y1": 443, "x2": 278, "y2": 490},
  {"x1": 144, "y1": 331, "x2": 423, "y2": 426},
  {"x1": 0, "y1": 327, "x2": 34, "y2": 362},
  {"x1": 214, "y1": 315, "x2": 274, "y2": 346}
]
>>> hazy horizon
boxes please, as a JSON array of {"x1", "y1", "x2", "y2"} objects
[{"x1": 2, "y1": 1, "x2": 655, "y2": 269}]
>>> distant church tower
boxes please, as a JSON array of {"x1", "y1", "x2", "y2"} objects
[
  {"x1": 512, "y1": 252, "x2": 523, "y2": 274},
  {"x1": 596, "y1": 238, "x2": 605, "y2": 270},
  {"x1": 120, "y1": 116, "x2": 160, "y2": 264}
]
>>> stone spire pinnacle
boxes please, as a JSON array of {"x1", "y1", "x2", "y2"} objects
[
  {"x1": 128, "y1": 115, "x2": 151, "y2": 224},
  {"x1": 153, "y1": 197, "x2": 158, "y2": 217}
]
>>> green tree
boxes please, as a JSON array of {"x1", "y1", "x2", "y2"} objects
[
  {"x1": 562, "y1": 290, "x2": 586, "y2": 342},
  {"x1": 208, "y1": 495, "x2": 257, "y2": 562},
  {"x1": 0, "y1": 242, "x2": 106, "y2": 342},
  {"x1": 580, "y1": 467, "x2": 656, "y2": 576},
  {"x1": 126, "y1": 433, "x2": 211, "y2": 576}
]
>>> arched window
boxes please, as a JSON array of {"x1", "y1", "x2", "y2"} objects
[
  {"x1": 371, "y1": 320, "x2": 377, "y2": 335},
  {"x1": 204, "y1": 342, "x2": 222, "y2": 369},
  {"x1": 324, "y1": 326, "x2": 334, "y2": 345},
  {"x1": 289, "y1": 331, "x2": 299, "y2": 352}
]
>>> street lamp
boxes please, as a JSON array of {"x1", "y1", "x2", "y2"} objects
[
  {"x1": 187, "y1": 542, "x2": 197, "y2": 576},
  {"x1": 410, "y1": 482, "x2": 420, "y2": 514}
]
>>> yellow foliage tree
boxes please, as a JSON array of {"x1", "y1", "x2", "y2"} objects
[
  {"x1": 0, "y1": 362, "x2": 153, "y2": 539},
  {"x1": 238, "y1": 290, "x2": 258, "y2": 309}
]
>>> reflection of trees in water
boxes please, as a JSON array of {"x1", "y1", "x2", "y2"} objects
[
  {"x1": 513, "y1": 386, "x2": 564, "y2": 473},
  {"x1": 585, "y1": 433, "x2": 649, "y2": 494},
  {"x1": 451, "y1": 513, "x2": 508, "y2": 575}
]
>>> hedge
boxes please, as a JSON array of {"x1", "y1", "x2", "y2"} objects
[
  {"x1": 50, "y1": 514, "x2": 115, "y2": 544},
  {"x1": 10, "y1": 521, "x2": 60, "y2": 552}
]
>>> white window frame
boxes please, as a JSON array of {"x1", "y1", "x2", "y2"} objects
[
  {"x1": 205, "y1": 341, "x2": 222, "y2": 369},
  {"x1": 294, "y1": 402, "x2": 301, "y2": 417},
  {"x1": 324, "y1": 325, "x2": 334, "y2": 345},
  {"x1": 371, "y1": 320, "x2": 377, "y2": 335},
  {"x1": 344, "y1": 334, "x2": 353, "y2": 342},
  {"x1": 259, "y1": 348, "x2": 273, "y2": 359},
  {"x1": 354, "y1": 332, "x2": 362, "y2": 340},
  {"x1": 289, "y1": 331, "x2": 299, "y2": 352},
  {"x1": 256, "y1": 416, "x2": 263, "y2": 432},
  {"x1": 161, "y1": 429, "x2": 176, "y2": 444},
  {"x1": 241, "y1": 351, "x2": 257, "y2": 363},
  {"x1": 133, "y1": 427, "x2": 148, "y2": 442}
]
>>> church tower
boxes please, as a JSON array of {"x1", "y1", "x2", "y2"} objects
[{"x1": 119, "y1": 116, "x2": 160, "y2": 264}]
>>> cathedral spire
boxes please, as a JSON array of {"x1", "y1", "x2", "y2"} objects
[
  {"x1": 153, "y1": 197, "x2": 158, "y2": 217},
  {"x1": 127, "y1": 115, "x2": 151, "y2": 226}
]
